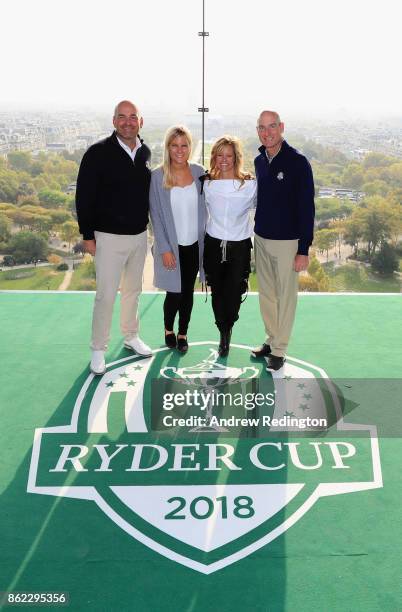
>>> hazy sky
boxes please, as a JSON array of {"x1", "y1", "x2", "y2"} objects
[{"x1": 1, "y1": 0, "x2": 401, "y2": 118}]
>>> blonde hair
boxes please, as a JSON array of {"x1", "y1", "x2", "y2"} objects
[
  {"x1": 209, "y1": 136, "x2": 252, "y2": 187},
  {"x1": 162, "y1": 125, "x2": 193, "y2": 189}
]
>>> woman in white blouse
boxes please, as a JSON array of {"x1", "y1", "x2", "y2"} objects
[
  {"x1": 150, "y1": 126, "x2": 205, "y2": 353},
  {"x1": 203, "y1": 136, "x2": 256, "y2": 357}
]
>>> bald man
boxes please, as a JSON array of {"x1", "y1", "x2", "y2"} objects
[
  {"x1": 76, "y1": 100, "x2": 152, "y2": 375},
  {"x1": 252, "y1": 110, "x2": 315, "y2": 371}
]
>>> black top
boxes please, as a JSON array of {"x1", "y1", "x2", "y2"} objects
[
  {"x1": 75, "y1": 132, "x2": 151, "y2": 240},
  {"x1": 254, "y1": 140, "x2": 315, "y2": 255}
]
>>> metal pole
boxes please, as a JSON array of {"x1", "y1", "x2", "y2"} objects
[{"x1": 198, "y1": 0, "x2": 209, "y2": 166}]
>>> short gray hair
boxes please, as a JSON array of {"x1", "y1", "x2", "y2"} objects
[{"x1": 258, "y1": 110, "x2": 281, "y2": 124}]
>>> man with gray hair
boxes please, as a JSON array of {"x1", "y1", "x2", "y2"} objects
[
  {"x1": 76, "y1": 100, "x2": 152, "y2": 375},
  {"x1": 252, "y1": 110, "x2": 315, "y2": 370}
]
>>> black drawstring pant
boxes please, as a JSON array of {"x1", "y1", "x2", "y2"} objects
[{"x1": 203, "y1": 233, "x2": 251, "y2": 332}]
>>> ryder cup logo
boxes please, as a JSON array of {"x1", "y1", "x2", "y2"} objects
[{"x1": 28, "y1": 342, "x2": 382, "y2": 574}]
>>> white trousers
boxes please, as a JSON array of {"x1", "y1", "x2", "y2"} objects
[{"x1": 91, "y1": 230, "x2": 147, "y2": 350}]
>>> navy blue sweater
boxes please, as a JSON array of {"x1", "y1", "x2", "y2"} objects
[{"x1": 254, "y1": 140, "x2": 315, "y2": 255}]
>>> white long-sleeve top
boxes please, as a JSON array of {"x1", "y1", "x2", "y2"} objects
[{"x1": 204, "y1": 179, "x2": 257, "y2": 240}]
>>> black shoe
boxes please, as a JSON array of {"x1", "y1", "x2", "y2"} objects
[
  {"x1": 218, "y1": 329, "x2": 232, "y2": 357},
  {"x1": 177, "y1": 336, "x2": 188, "y2": 353},
  {"x1": 266, "y1": 354, "x2": 285, "y2": 371},
  {"x1": 165, "y1": 332, "x2": 176, "y2": 349},
  {"x1": 251, "y1": 343, "x2": 271, "y2": 358}
]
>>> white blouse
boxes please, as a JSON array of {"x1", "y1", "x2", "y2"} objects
[
  {"x1": 204, "y1": 179, "x2": 257, "y2": 240},
  {"x1": 170, "y1": 182, "x2": 198, "y2": 246}
]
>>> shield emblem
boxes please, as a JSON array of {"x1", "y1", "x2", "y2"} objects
[{"x1": 28, "y1": 342, "x2": 382, "y2": 573}]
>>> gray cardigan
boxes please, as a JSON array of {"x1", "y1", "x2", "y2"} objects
[{"x1": 149, "y1": 163, "x2": 206, "y2": 292}]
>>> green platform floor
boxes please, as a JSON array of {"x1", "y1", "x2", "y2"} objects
[{"x1": 0, "y1": 292, "x2": 402, "y2": 611}]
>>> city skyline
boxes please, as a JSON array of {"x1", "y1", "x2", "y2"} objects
[{"x1": 1, "y1": 0, "x2": 401, "y2": 118}]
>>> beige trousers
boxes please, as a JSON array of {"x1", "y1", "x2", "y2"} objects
[
  {"x1": 254, "y1": 234, "x2": 299, "y2": 358},
  {"x1": 91, "y1": 230, "x2": 147, "y2": 350}
]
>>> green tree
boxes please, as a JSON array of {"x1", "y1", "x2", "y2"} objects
[
  {"x1": 8, "y1": 208, "x2": 35, "y2": 230},
  {"x1": 7, "y1": 151, "x2": 32, "y2": 172},
  {"x1": 343, "y1": 215, "x2": 363, "y2": 258},
  {"x1": 0, "y1": 203, "x2": 17, "y2": 222},
  {"x1": 388, "y1": 188, "x2": 402, "y2": 207},
  {"x1": 315, "y1": 198, "x2": 353, "y2": 225},
  {"x1": 387, "y1": 163, "x2": 402, "y2": 188},
  {"x1": 0, "y1": 171, "x2": 19, "y2": 202},
  {"x1": 8, "y1": 231, "x2": 48, "y2": 263},
  {"x1": 305, "y1": 254, "x2": 330, "y2": 291},
  {"x1": 17, "y1": 194, "x2": 41, "y2": 207},
  {"x1": 329, "y1": 220, "x2": 345, "y2": 258},
  {"x1": 48, "y1": 209, "x2": 72, "y2": 227},
  {"x1": 17, "y1": 180, "x2": 36, "y2": 199},
  {"x1": 38, "y1": 188, "x2": 69, "y2": 208},
  {"x1": 362, "y1": 180, "x2": 389, "y2": 197},
  {"x1": 307, "y1": 254, "x2": 321, "y2": 276},
  {"x1": 313, "y1": 229, "x2": 338, "y2": 261},
  {"x1": 342, "y1": 164, "x2": 364, "y2": 190},
  {"x1": 17, "y1": 205, "x2": 52, "y2": 233},
  {"x1": 60, "y1": 220, "x2": 79, "y2": 251},
  {"x1": 0, "y1": 213, "x2": 11, "y2": 243},
  {"x1": 371, "y1": 242, "x2": 399, "y2": 275},
  {"x1": 60, "y1": 149, "x2": 85, "y2": 165},
  {"x1": 363, "y1": 152, "x2": 396, "y2": 168},
  {"x1": 81, "y1": 254, "x2": 96, "y2": 278},
  {"x1": 31, "y1": 214, "x2": 53, "y2": 233},
  {"x1": 358, "y1": 197, "x2": 400, "y2": 258},
  {"x1": 313, "y1": 266, "x2": 330, "y2": 291}
]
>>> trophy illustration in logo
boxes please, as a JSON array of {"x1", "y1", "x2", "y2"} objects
[{"x1": 160, "y1": 349, "x2": 259, "y2": 431}]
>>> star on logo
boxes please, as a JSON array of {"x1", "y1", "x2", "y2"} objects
[{"x1": 106, "y1": 381, "x2": 115, "y2": 388}]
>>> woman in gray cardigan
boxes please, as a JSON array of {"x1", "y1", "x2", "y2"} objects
[{"x1": 149, "y1": 125, "x2": 206, "y2": 353}]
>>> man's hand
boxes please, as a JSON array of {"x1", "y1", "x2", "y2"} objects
[
  {"x1": 83, "y1": 239, "x2": 96, "y2": 256},
  {"x1": 294, "y1": 254, "x2": 309, "y2": 272},
  {"x1": 162, "y1": 251, "x2": 176, "y2": 270}
]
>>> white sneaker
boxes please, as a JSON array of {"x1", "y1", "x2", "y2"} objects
[
  {"x1": 124, "y1": 335, "x2": 152, "y2": 356},
  {"x1": 90, "y1": 350, "x2": 106, "y2": 375}
]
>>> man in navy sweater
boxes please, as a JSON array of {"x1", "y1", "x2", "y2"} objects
[
  {"x1": 251, "y1": 110, "x2": 315, "y2": 371},
  {"x1": 76, "y1": 100, "x2": 152, "y2": 375}
]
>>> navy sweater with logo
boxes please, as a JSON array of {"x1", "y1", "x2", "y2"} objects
[
  {"x1": 76, "y1": 132, "x2": 151, "y2": 241},
  {"x1": 254, "y1": 140, "x2": 315, "y2": 255}
]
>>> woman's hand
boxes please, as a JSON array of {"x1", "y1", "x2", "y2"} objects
[{"x1": 162, "y1": 251, "x2": 177, "y2": 270}]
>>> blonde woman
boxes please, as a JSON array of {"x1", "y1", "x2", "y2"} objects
[
  {"x1": 203, "y1": 136, "x2": 256, "y2": 357},
  {"x1": 150, "y1": 126, "x2": 205, "y2": 353}
]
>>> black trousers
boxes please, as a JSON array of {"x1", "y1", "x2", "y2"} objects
[
  {"x1": 203, "y1": 233, "x2": 252, "y2": 332},
  {"x1": 164, "y1": 241, "x2": 199, "y2": 335}
]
